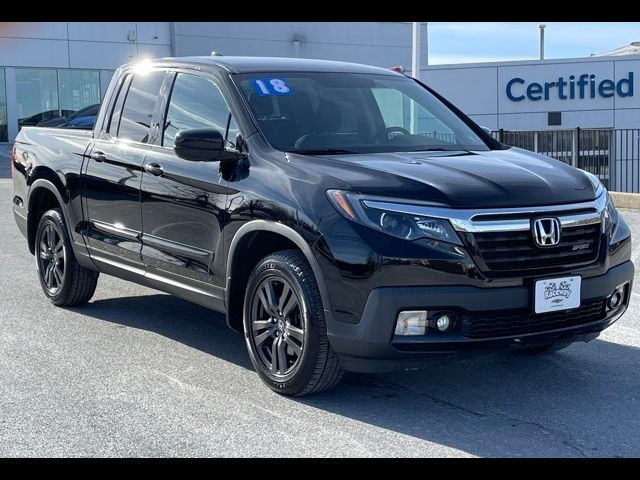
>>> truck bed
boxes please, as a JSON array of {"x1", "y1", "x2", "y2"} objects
[
  {"x1": 15, "y1": 126, "x2": 94, "y2": 160},
  {"x1": 11, "y1": 126, "x2": 95, "y2": 243}
]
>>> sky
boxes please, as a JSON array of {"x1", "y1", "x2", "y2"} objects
[{"x1": 427, "y1": 22, "x2": 640, "y2": 64}]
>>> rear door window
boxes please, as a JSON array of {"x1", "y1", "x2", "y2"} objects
[
  {"x1": 117, "y1": 71, "x2": 165, "y2": 143},
  {"x1": 107, "y1": 74, "x2": 132, "y2": 135}
]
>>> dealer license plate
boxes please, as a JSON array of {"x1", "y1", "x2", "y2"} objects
[{"x1": 534, "y1": 275, "x2": 581, "y2": 314}]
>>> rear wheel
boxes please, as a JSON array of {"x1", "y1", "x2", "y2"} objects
[
  {"x1": 243, "y1": 250, "x2": 344, "y2": 396},
  {"x1": 518, "y1": 340, "x2": 573, "y2": 354},
  {"x1": 35, "y1": 209, "x2": 99, "y2": 307}
]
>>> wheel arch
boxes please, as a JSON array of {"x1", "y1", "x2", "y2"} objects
[
  {"x1": 26, "y1": 178, "x2": 71, "y2": 255},
  {"x1": 225, "y1": 220, "x2": 334, "y2": 333}
]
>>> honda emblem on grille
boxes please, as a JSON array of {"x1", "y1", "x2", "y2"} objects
[{"x1": 533, "y1": 218, "x2": 561, "y2": 247}]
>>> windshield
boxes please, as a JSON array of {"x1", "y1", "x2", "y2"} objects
[{"x1": 235, "y1": 72, "x2": 490, "y2": 154}]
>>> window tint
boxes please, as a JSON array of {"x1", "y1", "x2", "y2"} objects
[
  {"x1": 372, "y1": 88, "x2": 455, "y2": 142},
  {"x1": 163, "y1": 73, "x2": 230, "y2": 149},
  {"x1": 226, "y1": 115, "x2": 240, "y2": 149},
  {"x1": 108, "y1": 74, "x2": 131, "y2": 135},
  {"x1": 118, "y1": 71, "x2": 164, "y2": 143},
  {"x1": 237, "y1": 72, "x2": 488, "y2": 153},
  {"x1": 321, "y1": 88, "x2": 359, "y2": 134}
]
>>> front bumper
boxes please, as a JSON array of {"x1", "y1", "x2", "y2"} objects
[{"x1": 327, "y1": 260, "x2": 634, "y2": 372}]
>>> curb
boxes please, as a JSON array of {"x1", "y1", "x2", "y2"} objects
[{"x1": 610, "y1": 192, "x2": 640, "y2": 210}]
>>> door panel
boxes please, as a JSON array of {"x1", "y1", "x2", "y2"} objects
[
  {"x1": 83, "y1": 140, "x2": 147, "y2": 265},
  {"x1": 140, "y1": 71, "x2": 236, "y2": 299},
  {"x1": 82, "y1": 69, "x2": 166, "y2": 267},
  {"x1": 140, "y1": 147, "x2": 229, "y2": 289}
]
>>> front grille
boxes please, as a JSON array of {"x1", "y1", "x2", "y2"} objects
[
  {"x1": 461, "y1": 300, "x2": 606, "y2": 339},
  {"x1": 471, "y1": 223, "x2": 601, "y2": 272}
]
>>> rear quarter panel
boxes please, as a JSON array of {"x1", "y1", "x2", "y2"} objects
[{"x1": 12, "y1": 127, "x2": 94, "y2": 249}]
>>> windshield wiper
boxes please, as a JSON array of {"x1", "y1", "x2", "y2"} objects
[{"x1": 288, "y1": 148, "x2": 361, "y2": 155}]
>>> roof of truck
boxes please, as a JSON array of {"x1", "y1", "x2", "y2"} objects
[{"x1": 148, "y1": 56, "x2": 401, "y2": 76}]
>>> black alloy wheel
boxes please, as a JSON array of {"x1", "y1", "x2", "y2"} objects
[
  {"x1": 37, "y1": 221, "x2": 66, "y2": 295},
  {"x1": 250, "y1": 276, "x2": 305, "y2": 376},
  {"x1": 35, "y1": 209, "x2": 99, "y2": 307},
  {"x1": 243, "y1": 250, "x2": 344, "y2": 396}
]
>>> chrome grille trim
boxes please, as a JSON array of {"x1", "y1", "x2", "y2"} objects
[{"x1": 362, "y1": 192, "x2": 606, "y2": 233}]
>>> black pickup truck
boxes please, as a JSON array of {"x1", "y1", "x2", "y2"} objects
[{"x1": 11, "y1": 56, "x2": 633, "y2": 395}]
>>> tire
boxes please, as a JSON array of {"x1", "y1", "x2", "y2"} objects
[
  {"x1": 243, "y1": 249, "x2": 344, "y2": 396},
  {"x1": 35, "y1": 208, "x2": 99, "y2": 307},
  {"x1": 517, "y1": 340, "x2": 573, "y2": 354}
]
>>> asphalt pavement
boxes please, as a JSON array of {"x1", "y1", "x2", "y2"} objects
[{"x1": 0, "y1": 178, "x2": 638, "y2": 457}]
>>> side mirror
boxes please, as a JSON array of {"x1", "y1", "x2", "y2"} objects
[
  {"x1": 480, "y1": 126, "x2": 493, "y2": 136},
  {"x1": 174, "y1": 128, "x2": 226, "y2": 162}
]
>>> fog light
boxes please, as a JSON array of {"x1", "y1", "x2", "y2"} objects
[
  {"x1": 608, "y1": 290, "x2": 623, "y2": 309},
  {"x1": 435, "y1": 313, "x2": 454, "y2": 332},
  {"x1": 395, "y1": 311, "x2": 428, "y2": 336}
]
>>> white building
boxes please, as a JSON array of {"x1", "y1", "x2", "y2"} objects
[
  {"x1": 422, "y1": 54, "x2": 640, "y2": 132},
  {"x1": 1, "y1": 22, "x2": 638, "y2": 146},
  {"x1": 0, "y1": 22, "x2": 421, "y2": 143}
]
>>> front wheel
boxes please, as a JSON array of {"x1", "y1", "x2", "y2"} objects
[
  {"x1": 243, "y1": 250, "x2": 344, "y2": 396},
  {"x1": 35, "y1": 208, "x2": 99, "y2": 307}
]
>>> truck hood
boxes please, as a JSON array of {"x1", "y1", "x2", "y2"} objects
[{"x1": 297, "y1": 147, "x2": 598, "y2": 208}]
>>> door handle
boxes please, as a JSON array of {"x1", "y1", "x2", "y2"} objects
[
  {"x1": 144, "y1": 162, "x2": 164, "y2": 176},
  {"x1": 91, "y1": 151, "x2": 106, "y2": 162}
]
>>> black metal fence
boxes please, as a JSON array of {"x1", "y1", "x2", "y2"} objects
[{"x1": 492, "y1": 128, "x2": 640, "y2": 193}]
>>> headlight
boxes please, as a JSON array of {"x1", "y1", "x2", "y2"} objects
[
  {"x1": 604, "y1": 191, "x2": 619, "y2": 233},
  {"x1": 326, "y1": 190, "x2": 462, "y2": 245},
  {"x1": 582, "y1": 171, "x2": 617, "y2": 233}
]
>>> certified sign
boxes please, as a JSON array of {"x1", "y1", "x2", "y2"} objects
[
  {"x1": 506, "y1": 72, "x2": 634, "y2": 102},
  {"x1": 534, "y1": 275, "x2": 581, "y2": 314}
]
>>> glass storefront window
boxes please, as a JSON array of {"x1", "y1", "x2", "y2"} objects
[
  {"x1": 15, "y1": 68, "x2": 102, "y2": 132},
  {"x1": 0, "y1": 69, "x2": 7, "y2": 142},
  {"x1": 16, "y1": 69, "x2": 59, "y2": 127},
  {"x1": 58, "y1": 70, "x2": 101, "y2": 115}
]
